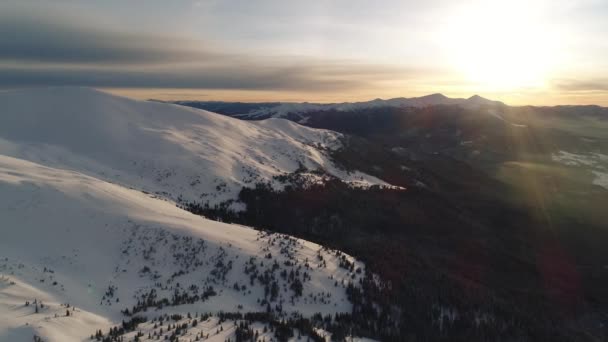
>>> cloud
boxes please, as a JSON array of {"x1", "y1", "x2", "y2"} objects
[
  {"x1": 0, "y1": 7, "x2": 214, "y2": 64},
  {"x1": 0, "y1": 64, "x2": 361, "y2": 91},
  {"x1": 0, "y1": 4, "x2": 428, "y2": 93},
  {"x1": 552, "y1": 79, "x2": 608, "y2": 92}
]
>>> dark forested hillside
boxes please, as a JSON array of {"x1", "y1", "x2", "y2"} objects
[
  {"x1": 172, "y1": 100, "x2": 608, "y2": 340},
  {"x1": 179, "y1": 145, "x2": 608, "y2": 341}
]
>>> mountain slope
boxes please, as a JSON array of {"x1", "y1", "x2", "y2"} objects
[
  {"x1": 0, "y1": 88, "x2": 385, "y2": 341},
  {"x1": 0, "y1": 87, "x2": 391, "y2": 209},
  {"x1": 0, "y1": 154, "x2": 366, "y2": 341}
]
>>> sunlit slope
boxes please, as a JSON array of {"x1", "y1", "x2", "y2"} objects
[
  {"x1": 0, "y1": 87, "x2": 390, "y2": 208},
  {"x1": 0, "y1": 155, "x2": 365, "y2": 341}
]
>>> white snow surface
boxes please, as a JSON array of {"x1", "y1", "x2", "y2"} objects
[
  {"x1": 0, "y1": 88, "x2": 375, "y2": 341},
  {"x1": 592, "y1": 171, "x2": 608, "y2": 190},
  {"x1": 0, "y1": 87, "x2": 392, "y2": 209},
  {"x1": 0, "y1": 154, "x2": 366, "y2": 341}
]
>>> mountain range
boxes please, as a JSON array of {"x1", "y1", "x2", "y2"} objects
[
  {"x1": 168, "y1": 93, "x2": 506, "y2": 122},
  {"x1": 2, "y1": 88, "x2": 608, "y2": 341}
]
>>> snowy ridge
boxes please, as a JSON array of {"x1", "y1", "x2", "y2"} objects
[
  {"x1": 231, "y1": 94, "x2": 505, "y2": 120},
  {"x1": 0, "y1": 155, "x2": 367, "y2": 341},
  {"x1": 0, "y1": 88, "x2": 380, "y2": 341},
  {"x1": 0, "y1": 87, "x2": 392, "y2": 210}
]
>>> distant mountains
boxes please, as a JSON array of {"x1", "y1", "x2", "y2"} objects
[{"x1": 163, "y1": 93, "x2": 506, "y2": 122}]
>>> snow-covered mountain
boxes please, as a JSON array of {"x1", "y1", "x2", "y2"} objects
[
  {"x1": 0, "y1": 88, "x2": 379, "y2": 341},
  {"x1": 173, "y1": 93, "x2": 505, "y2": 122},
  {"x1": 0, "y1": 155, "x2": 366, "y2": 341},
  {"x1": 0, "y1": 88, "x2": 392, "y2": 209}
]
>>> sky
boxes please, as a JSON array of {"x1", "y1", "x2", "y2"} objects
[{"x1": 1, "y1": 0, "x2": 607, "y2": 105}]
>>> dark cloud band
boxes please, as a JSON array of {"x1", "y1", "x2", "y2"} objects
[
  {"x1": 0, "y1": 65, "x2": 371, "y2": 91},
  {"x1": 0, "y1": 11, "x2": 209, "y2": 64},
  {"x1": 0, "y1": 3, "x2": 437, "y2": 92},
  {"x1": 553, "y1": 79, "x2": 608, "y2": 92}
]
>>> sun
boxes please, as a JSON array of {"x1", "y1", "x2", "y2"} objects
[{"x1": 442, "y1": 1, "x2": 555, "y2": 91}]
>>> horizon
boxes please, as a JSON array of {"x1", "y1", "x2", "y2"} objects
[
  {"x1": 2, "y1": 1, "x2": 608, "y2": 106},
  {"x1": 101, "y1": 88, "x2": 608, "y2": 108},
  {"x1": 6, "y1": 85, "x2": 608, "y2": 108}
]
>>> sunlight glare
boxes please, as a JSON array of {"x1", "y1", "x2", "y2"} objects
[{"x1": 442, "y1": 0, "x2": 556, "y2": 91}]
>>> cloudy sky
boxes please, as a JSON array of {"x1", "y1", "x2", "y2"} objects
[{"x1": 1, "y1": 0, "x2": 607, "y2": 105}]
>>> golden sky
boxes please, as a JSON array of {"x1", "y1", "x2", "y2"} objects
[{"x1": 2, "y1": 0, "x2": 607, "y2": 106}]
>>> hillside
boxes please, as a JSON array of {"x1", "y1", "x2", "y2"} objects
[
  {"x1": 172, "y1": 95, "x2": 608, "y2": 341},
  {"x1": 174, "y1": 97, "x2": 608, "y2": 226},
  {"x1": 0, "y1": 151, "x2": 369, "y2": 341},
  {"x1": 0, "y1": 88, "x2": 385, "y2": 341},
  {"x1": 0, "y1": 88, "x2": 391, "y2": 209}
]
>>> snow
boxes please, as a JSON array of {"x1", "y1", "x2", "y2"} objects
[
  {"x1": 0, "y1": 87, "x2": 392, "y2": 210},
  {"x1": 0, "y1": 155, "x2": 366, "y2": 340},
  {"x1": 0, "y1": 276, "x2": 112, "y2": 342},
  {"x1": 95, "y1": 315, "x2": 377, "y2": 342},
  {"x1": 551, "y1": 150, "x2": 608, "y2": 190},
  {"x1": 592, "y1": 171, "x2": 608, "y2": 190},
  {"x1": 0, "y1": 88, "x2": 376, "y2": 341},
  {"x1": 551, "y1": 151, "x2": 599, "y2": 167}
]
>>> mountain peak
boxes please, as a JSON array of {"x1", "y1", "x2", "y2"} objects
[
  {"x1": 466, "y1": 94, "x2": 505, "y2": 107},
  {"x1": 423, "y1": 93, "x2": 448, "y2": 100}
]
